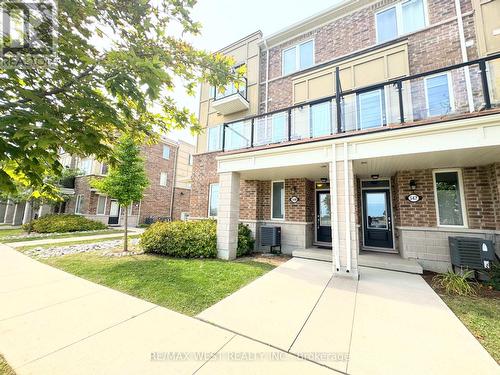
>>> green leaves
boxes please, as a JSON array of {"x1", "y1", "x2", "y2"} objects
[{"x1": 1, "y1": 0, "x2": 237, "y2": 193}]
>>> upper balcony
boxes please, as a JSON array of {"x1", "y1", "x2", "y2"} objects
[
  {"x1": 211, "y1": 78, "x2": 249, "y2": 115},
  {"x1": 219, "y1": 54, "x2": 500, "y2": 153}
]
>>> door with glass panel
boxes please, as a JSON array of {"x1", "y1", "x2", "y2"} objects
[
  {"x1": 316, "y1": 190, "x2": 332, "y2": 243},
  {"x1": 108, "y1": 200, "x2": 120, "y2": 225},
  {"x1": 362, "y1": 189, "x2": 393, "y2": 249}
]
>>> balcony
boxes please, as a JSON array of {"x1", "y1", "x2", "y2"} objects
[
  {"x1": 220, "y1": 54, "x2": 500, "y2": 153},
  {"x1": 211, "y1": 78, "x2": 249, "y2": 115}
]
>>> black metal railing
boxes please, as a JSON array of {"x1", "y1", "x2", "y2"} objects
[
  {"x1": 213, "y1": 77, "x2": 248, "y2": 101},
  {"x1": 220, "y1": 53, "x2": 500, "y2": 152}
]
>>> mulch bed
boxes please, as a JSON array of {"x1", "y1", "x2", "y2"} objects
[{"x1": 422, "y1": 271, "x2": 500, "y2": 298}]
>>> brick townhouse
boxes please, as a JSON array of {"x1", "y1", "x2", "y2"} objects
[
  {"x1": 0, "y1": 137, "x2": 195, "y2": 227},
  {"x1": 190, "y1": 0, "x2": 500, "y2": 277}
]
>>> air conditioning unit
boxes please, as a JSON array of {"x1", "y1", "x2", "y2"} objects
[
  {"x1": 260, "y1": 226, "x2": 281, "y2": 254},
  {"x1": 180, "y1": 212, "x2": 189, "y2": 221},
  {"x1": 449, "y1": 237, "x2": 495, "y2": 271}
]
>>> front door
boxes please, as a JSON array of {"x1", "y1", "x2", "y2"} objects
[
  {"x1": 362, "y1": 189, "x2": 393, "y2": 249},
  {"x1": 316, "y1": 191, "x2": 332, "y2": 243},
  {"x1": 108, "y1": 200, "x2": 120, "y2": 225}
]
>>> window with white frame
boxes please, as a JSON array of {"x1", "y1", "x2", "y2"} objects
[
  {"x1": 162, "y1": 145, "x2": 170, "y2": 159},
  {"x1": 80, "y1": 158, "x2": 92, "y2": 175},
  {"x1": 425, "y1": 73, "x2": 453, "y2": 117},
  {"x1": 100, "y1": 163, "x2": 108, "y2": 175},
  {"x1": 282, "y1": 40, "x2": 314, "y2": 76},
  {"x1": 160, "y1": 172, "x2": 168, "y2": 186},
  {"x1": 433, "y1": 170, "x2": 466, "y2": 227},
  {"x1": 357, "y1": 89, "x2": 386, "y2": 129},
  {"x1": 207, "y1": 125, "x2": 223, "y2": 152},
  {"x1": 75, "y1": 195, "x2": 84, "y2": 214},
  {"x1": 271, "y1": 181, "x2": 285, "y2": 220},
  {"x1": 208, "y1": 183, "x2": 219, "y2": 217},
  {"x1": 96, "y1": 195, "x2": 106, "y2": 215},
  {"x1": 376, "y1": 0, "x2": 427, "y2": 43}
]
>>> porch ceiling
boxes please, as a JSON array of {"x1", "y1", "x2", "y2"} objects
[
  {"x1": 354, "y1": 145, "x2": 500, "y2": 177},
  {"x1": 239, "y1": 163, "x2": 329, "y2": 181}
]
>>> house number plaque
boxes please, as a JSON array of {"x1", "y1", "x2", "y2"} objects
[
  {"x1": 406, "y1": 194, "x2": 422, "y2": 203},
  {"x1": 289, "y1": 196, "x2": 300, "y2": 204}
]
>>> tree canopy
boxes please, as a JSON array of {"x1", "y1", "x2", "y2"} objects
[{"x1": 0, "y1": 0, "x2": 239, "y2": 196}]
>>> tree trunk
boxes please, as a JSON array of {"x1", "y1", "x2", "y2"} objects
[
  {"x1": 123, "y1": 206, "x2": 128, "y2": 252},
  {"x1": 27, "y1": 198, "x2": 35, "y2": 234}
]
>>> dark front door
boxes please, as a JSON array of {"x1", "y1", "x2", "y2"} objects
[
  {"x1": 362, "y1": 189, "x2": 393, "y2": 249},
  {"x1": 108, "y1": 200, "x2": 120, "y2": 225},
  {"x1": 316, "y1": 191, "x2": 332, "y2": 243}
]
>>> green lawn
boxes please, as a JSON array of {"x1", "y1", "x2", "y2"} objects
[
  {"x1": 441, "y1": 294, "x2": 500, "y2": 363},
  {"x1": 0, "y1": 354, "x2": 15, "y2": 375},
  {"x1": 0, "y1": 229, "x2": 125, "y2": 243},
  {"x1": 43, "y1": 253, "x2": 274, "y2": 316}
]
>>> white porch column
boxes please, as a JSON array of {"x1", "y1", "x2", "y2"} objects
[
  {"x1": 12, "y1": 202, "x2": 26, "y2": 225},
  {"x1": 0, "y1": 201, "x2": 7, "y2": 223},
  {"x1": 4, "y1": 200, "x2": 15, "y2": 224},
  {"x1": 22, "y1": 201, "x2": 32, "y2": 225},
  {"x1": 217, "y1": 171, "x2": 241, "y2": 260},
  {"x1": 330, "y1": 144, "x2": 359, "y2": 279}
]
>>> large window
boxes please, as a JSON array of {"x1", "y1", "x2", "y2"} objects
[
  {"x1": 208, "y1": 183, "x2": 219, "y2": 217},
  {"x1": 207, "y1": 125, "x2": 222, "y2": 152},
  {"x1": 376, "y1": 0, "x2": 427, "y2": 43},
  {"x1": 357, "y1": 89, "x2": 385, "y2": 129},
  {"x1": 425, "y1": 73, "x2": 452, "y2": 117},
  {"x1": 75, "y1": 195, "x2": 84, "y2": 214},
  {"x1": 162, "y1": 145, "x2": 170, "y2": 159},
  {"x1": 282, "y1": 40, "x2": 314, "y2": 76},
  {"x1": 96, "y1": 195, "x2": 106, "y2": 215},
  {"x1": 80, "y1": 158, "x2": 92, "y2": 175},
  {"x1": 310, "y1": 101, "x2": 332, "y2": 137},
  {"x1": 271, "y1": 181, "x2": 285, "y2": 220},
  {"x1": 433, "y1": 170, "x2": 466, "y2": 227}
]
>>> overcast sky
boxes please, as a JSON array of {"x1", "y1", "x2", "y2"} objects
[{"x1": 167, "y1": 0, "x2": 340, "y2": 143}]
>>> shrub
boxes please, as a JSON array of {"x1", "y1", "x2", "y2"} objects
[
  {"x1": 140, "y1": 220, "x2": 255, "y2": 258},
  {"x1": 23, "y1": 214, "x2": 107, "y2": 233},
  {"x1": 485, "y1": 263, "x2": 500, "y2": 291},
  {"x1": 432, "y1": 270, "x2": 477, "y2": 296}
]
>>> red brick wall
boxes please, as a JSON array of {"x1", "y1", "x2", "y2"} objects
[
  {"x1": 463, "y1": 165, "x2": 498, "y2": 230},
  {"x1": 240, "y1": 180, "x2": 259, "y2": 220},
  {"x1": 190, "y1": 152, "x2": 220, "y2": 218},
  {"x1": 262, "y1": 0, "x2": 476, "y2": 112},
  {"x1": 172, "y1": 187, "x2": 191, "y2": 221}
]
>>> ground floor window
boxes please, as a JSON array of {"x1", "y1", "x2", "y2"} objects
[
  {"x1": 96, "y1": 195, "x2": 106, "y2": 215},
  {"x1": 208, "y1": 183, "x2": 219, "y2": 217},
  {"x1": 75, "y1": 195, "x2": 84, "y2": 214},
  {"x1": 433, "y1": 170, "x2": 466, "y2": 227},
  {"x1": 271, "y1": 181, "x2": 285, "y2": 220}
]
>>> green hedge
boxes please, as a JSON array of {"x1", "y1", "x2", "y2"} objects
[
  {"x1": 23, "y1": 214, "x2": 107, "y2": 233},
  {"x1": 140, "y1": 220, "x2": 255, "y2": 258}
]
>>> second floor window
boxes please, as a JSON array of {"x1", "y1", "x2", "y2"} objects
[
  {"x1": 163, "y1": 145, "x2": 170, "y2": 159},
  {"x1": 80, "y1": 158, "x2": 92, "y2": 175},
  {"x1": 207, "y1": 125, "x2": 223, "y2": 152},
  {"x1": 282, "y1": 40, "x2": 314, "y2": 76},
  {"x1": 376, "y1": 0, "x2": 427, "y2": 43}
]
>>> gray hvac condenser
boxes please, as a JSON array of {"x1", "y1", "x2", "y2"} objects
[
  {"x1": 260, "y1": 226, "x2": 281, "y2": 254},
  {"x1": 448, "y1": 237, "x2": 495, "y2": 271}
]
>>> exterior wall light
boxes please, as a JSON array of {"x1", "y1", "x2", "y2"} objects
[{"x1": 409, "y1": 180, "x2": 417, "y2": 191}]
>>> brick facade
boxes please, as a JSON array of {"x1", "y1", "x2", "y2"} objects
[{"x1": 171, "y1": 187, "x2": 191, "y2": 221}]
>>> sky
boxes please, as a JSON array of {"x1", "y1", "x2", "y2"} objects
[{"x1": 167, "y1": 0, "x2": 340, "y2": 144}]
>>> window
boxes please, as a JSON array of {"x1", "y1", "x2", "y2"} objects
[
  {"x1": 75, "y1": 195, "x2": 84, "y2": 214},
  {"x1": 160, "y1": 172, "x2": 168, "y2": 186},
  {"x1": 96, "y1": 195, "x2": 106, "y2": 215},
  {"x1": 271, "y1": 181, "x2": 285, "y2": 220},
  {"x1": 208, "y1": 183, "x2": 219, "y2": 217},
  {"x1": 376, "y1": 0, "x2": 427, "y2": 43},
  {"x1": 433, "y1": 170, "x2": 467, "y2": 227},
  {"x1": 80, "y1": 158, "x2": 92, "y2": 175},
  {"x1": 100, "y1": 163, "x2": 108, "y2": 175},
  {"x1": 207, "y1": 125, "x2": 223, "y2": 151},
  {"x1": 162, "y1": 145, "x2": 170, "y2": 159},
  {"x1": 282, "y1": 40, "x2": 314, "y2": 75},
  {"x1": 425, "y1": 73, "x2": 452, "y2": 117},
  {"x1": 188, "y1": 154, "x2": 193, "y2": 166},
  {"x1": 310, "y1": 101, "x2": 331, "y2": 137},
  {"x1": 357, "y1": 89, "x2": 385, "y2": 129}
]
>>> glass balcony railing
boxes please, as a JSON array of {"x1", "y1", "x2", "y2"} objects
[
  {"x1": 220, "y1": 54, "x2": 500, "y2": 152},
  {"x1": 213, "y1": 78, "x2": 248, "y2": 101}
]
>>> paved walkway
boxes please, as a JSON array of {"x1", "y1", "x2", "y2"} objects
[
  {"x1": 5, "y1": 228, "x2": 144, "y2": 248},
  {"x1": 198, "y1": 258, "x2": 499, "y2": 374},
  {"x1": 1, "y1": 246, "x2": 497, "y2": 374}
]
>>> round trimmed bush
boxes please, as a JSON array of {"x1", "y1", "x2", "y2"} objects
[
  {"x1": 140, "y1": 220, "x2": 255, "y2": 258},
  {"x1": 24, "y1": 214, "x2": 107, "y2": 233}
]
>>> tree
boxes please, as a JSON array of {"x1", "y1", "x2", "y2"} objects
[
  {"x1": 0, "y1": 0, "x2": 241, "y2": 196},
  {"x1": 91, "y1": 135, "x2": 149, "y2": 252}
]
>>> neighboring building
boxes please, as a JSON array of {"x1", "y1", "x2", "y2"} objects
[
  {"x1": 0, "y1": 137, "x2": 195, "y2": 227},
  {"x1": 190, "y1": 0, "x2": 500, "y2": 277}
]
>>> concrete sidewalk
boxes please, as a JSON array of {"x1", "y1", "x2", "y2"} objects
[
  {"x1": 199, "y1": 258, "x2": 499, "y2": 374},
  {"x1": 0, "y1": 245, "x2": 333, "y2": 375},
  {"x1": 5, "y1": 228, "x2": 144, "y2": 248}
]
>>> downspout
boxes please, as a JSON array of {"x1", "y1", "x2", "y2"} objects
[
  {"x1": 263, "y1": 39, "x2": 270, "y2": 113},
  {"x1": 331, "y1": 144, "x2": 341, "y2": 272},
  {"x1": 169, "y1": 143, "x2": 179, "y2": 221},
  {"x1": 343, "y1": 142, "x2": 351, "y2": 273},
  {"x1": 454, "y1": 0, "x2": 474, "y2": 113}
]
